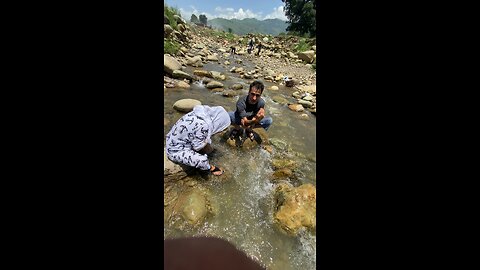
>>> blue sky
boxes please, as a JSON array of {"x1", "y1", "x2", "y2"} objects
[{"x1": 164, "y1": 0, "x2": 288, "y2": 21}]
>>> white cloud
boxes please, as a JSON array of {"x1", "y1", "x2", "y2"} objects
[
  {"x1": 177, "y1": 5, "x2": 287, "y2": 22},
  {"x1": 213, "y1": 7, "x2": 263, "y2": 20},
  {"x1": 263, "y1": 5, "x2": 288, "y2": 21}
]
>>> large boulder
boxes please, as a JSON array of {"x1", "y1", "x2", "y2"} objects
[
  {"x1": 177, "y1": 23, "x2": 186, "y2": 32},
  {"x1": 173, "y1": 99, "x2": 201, "y2": 112},
  {"x1": 297, "y1": 50, "x2": 315, "y2": 63},
  {"x1": 164, "y1": 55, "x2": 182, "y2": 75},
  {"x1": 175, "y1": 81, "x2": 190, "y2": 89},
  {"x1": 172, "y1": 70, "x2": 194, "y2": 81},
  {"x1": 164, "y1": 24, "x2": 174, "y2": 37},
  {"x1": 186, "y1": 55, "x2": 203, "y2": 67},
  {"x1": 164, "y1": 184, "x2": 215, "y2": 228},
  {"x1": 274, "y1": 183, "x2": 316, "y2": 235},
  {"x1": 173, "y1": 14, "x2": 185, "y2": 24},
  {"x1": 193, "y1": 69, "x2": 210, "y2": 77}
]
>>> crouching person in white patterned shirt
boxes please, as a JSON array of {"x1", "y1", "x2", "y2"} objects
[{"x1": 165, "y1": 105, "x2": 230, "y2": 176}]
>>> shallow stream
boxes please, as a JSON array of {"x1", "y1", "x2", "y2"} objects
[{"x1": 164, "y1": 54, "x2": 317, "y2": 270}]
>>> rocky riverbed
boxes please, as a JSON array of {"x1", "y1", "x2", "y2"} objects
[{"x1": 164, "y1": 17, "x2": 317, "y2": 270}]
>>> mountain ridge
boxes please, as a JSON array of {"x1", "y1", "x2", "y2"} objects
[{"x1": 208, "y1": 18, "x2": 288, "y2": 36}]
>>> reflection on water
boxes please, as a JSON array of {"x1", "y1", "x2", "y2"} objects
[{"x1": 164, "y1": 56, "x2": 316, "y2": 270}]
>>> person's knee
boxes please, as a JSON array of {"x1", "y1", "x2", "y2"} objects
[
  {"x1": 261, "y1": 117, "x2": 273, "y2": 130},
  {"x1": 228, "y1": 111, "x2": 235, "y2": 124}
]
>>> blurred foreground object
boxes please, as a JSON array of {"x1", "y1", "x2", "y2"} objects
[{"x1": 164, "y1": 237, "x2": 265, "y2": 270}]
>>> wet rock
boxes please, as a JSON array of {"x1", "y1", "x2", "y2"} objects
[
  {"x1": 299, "y1": 113, "x2": 309, "y2": 120},
  {"x1": 244, "y1": 74, "x2": 253, "y2": 79},
  {"x1": 202, "y1": 77, "x2": 212, "y2": 84},
  {"x1": 292, "y1": 91, "x2": 302, "y2": 99},
  {"x1": 173, "y1": 98, "x2": 201, "y2": 113},
  {"x1": 297, "y1": 50, "x2": 315, "y2": 63},
  {"x1": 224, "y1": 61, "x2": 230, "y2": 65},
  {"x1": 302, "y1": 94, "x2": 314, "y2": 101},
  {"x1": 210, "y1": 87, "x2": 224, "y2": 92},
  {"x1": 272, "y1": 158, "x2": 297, "y2": 170},
  {"x1": 181, "y1": 189, "x2": 208, "y2": 225},
  {"x1": 172, "y1": 70, "x2": 194, "y2": 81},
  {"x1": 268, "y1": 86, "x2": 279, "y2": 91},
  {"x1": 274, "y1": 183, "x2": 316, "y2": 235},
  {"x1": 175, "y1": 81, "x2": 190, "y2": 89},
  {"x1": 209, "y1": 71, "x2": 225, "y2": 81},
  {"x1": 272, "y1": 95, "x2": 288, "y2": 105},
  {"x1": 229, "y1": 67, "x2": 236, "y2": 73},
  {"x1": 193, "y1": 69, "x2": 209, "y2": 77},
  {"x1": 272, "y1": 168, "x2": 293, "y2": 180},
  {"x1": 298, "y1": 85, "x2": 316, "y2": 95},
  {"x1": 269, "y1": 138, "x2": 289, "y2": 151},
  {"x1": 230, "y1": 83, "x2": 243, "y2": 90},
  {"x1": 297, "y1": 100, "x2": 313, "y2": 108},
  {"x1": 288, "y1": 104, "x2": 304, "y2": 112},
  {"x1": 164, "y1": 54, "x2": 182, "y2": 75},
  {"x1": 206, "y1": 80, "x2": 224, "y2": 89},
  {"x1": 222, "y1": 90, "x2": 237, "y2": 97}
]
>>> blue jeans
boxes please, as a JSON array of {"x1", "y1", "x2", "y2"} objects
[{"x1": 228, "y1": 111, "x2": 272, "y2": 131}]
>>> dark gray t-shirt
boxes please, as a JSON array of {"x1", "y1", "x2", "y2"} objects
[{"x1": 235, "y1": 95, "x2": 265, "y2": 119}]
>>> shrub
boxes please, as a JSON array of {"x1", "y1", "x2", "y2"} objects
[
  {"x1": 164, "y1": 4, "x2": 181, "y2": 30},
  {"x1": 164, "y1": 39, "x2": 180, "y2": 55},
  {"x1": 294, "y1": 38, "x2": 310, "y2": 52}
]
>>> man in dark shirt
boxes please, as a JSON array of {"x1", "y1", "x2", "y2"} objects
[{"x1": 228, "y1": 81, "x2": 273, "y2": 140}]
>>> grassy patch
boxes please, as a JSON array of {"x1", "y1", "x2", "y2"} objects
[
  {"x1": 164, "y1": 4, "x2": 181, "y2": 30},
  {"x1": 294, "y1": 38, "x2": 310, "y2": 52},
  {"x1": 164, "y1": 39, "x2": 181, "y2": 55}
]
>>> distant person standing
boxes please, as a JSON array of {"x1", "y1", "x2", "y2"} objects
[
  {"x1": 256, "y1": 42, "x2": 262, "y2": 56},
  {"x1": 248, "y1": 38, "x2": 254, "y2": 54}
]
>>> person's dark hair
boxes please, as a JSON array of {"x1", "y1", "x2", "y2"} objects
[{"x1": 249, "y1": 80, "x2": 264, "y2": 94}]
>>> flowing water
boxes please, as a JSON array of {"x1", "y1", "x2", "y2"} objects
[{"x1": 164, "y1": 55, "x2": 316, "y2": 270}]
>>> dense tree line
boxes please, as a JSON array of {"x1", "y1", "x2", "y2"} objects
[{"x1": 281, "y1": 0, "x2": 316, "y2": 37}]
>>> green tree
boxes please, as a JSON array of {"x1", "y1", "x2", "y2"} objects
[
  {"x1": 199, "y1": 14, "x2": 208, "y2": 26},
  {"x1": 228, "y1": 28, "x2": 233, "y2": 34},
  {"x1": 281, "y1": 0, "x2": 316, "y2": 37},
  {"x1": 190, "y1": 14, "x2": 199, "y2": 24}
]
